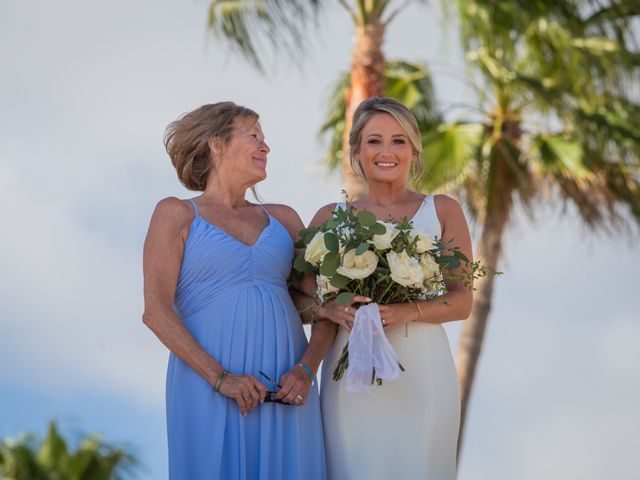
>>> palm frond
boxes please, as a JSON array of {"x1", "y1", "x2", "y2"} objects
[{"x1": 208, "y1": 0, "x2": 324, "y2": 70}]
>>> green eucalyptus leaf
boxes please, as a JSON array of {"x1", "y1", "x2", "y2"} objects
[
  {"x1": 329, "y1": 274, "x2": 352, "y2": 289},
  {"x1": 440, "y1": 256, "x2": 461, "y2": 269},
  {"x1": 294, "y1": 238, "x2": 306, "y2": 249},
  {"x1": 324, "y1": 232, "x2": 340, "y2": 252},
  {"x1": 304, "y1": 231, "x2": 317, "y2": 244},
  {"x1": 299, "y1": 227, "x2": 318, "y2": 238},
  {"x1": 357, "y1": 210, "x2": 377, "y2": 227},
  {"x1": 320, "y1": 252, "x2": 340, "y2": 276},
  {"x1": 325, "y1": 219, "x2": 340, "y2": 229},
  {"x1": 293, "y1": 255, "x2": 314, "y2": 273},
  {"x1": 355, "y1": 242, "x2": 370, "y2": 255},
  {"x1": 453, "y1": 250, "x2": 470, "y2": 262},
  {"x1": 335, "y1": 291, "x2": 356, "y2": 305},
  {"x1": 369, "y1": 223, "x2": 386, "y2": 235}
]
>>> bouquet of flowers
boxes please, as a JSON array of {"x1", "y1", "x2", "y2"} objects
[{"x1": 294, "y1": 203, "x2": 490, "y2": 391}]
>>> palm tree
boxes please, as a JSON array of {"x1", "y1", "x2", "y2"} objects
[
  {"x1": 0, "y1": 421, "x2": 137, "y2": 479},
  {"x1": 207, "y1": 0, "x2": 427, "y2": 199},
  {"x1": 419, "y1": 0, "x2": 640, "y2": 454},
  {"x1": 315, "y1": 1, "x2": 639, "y2": 453}
]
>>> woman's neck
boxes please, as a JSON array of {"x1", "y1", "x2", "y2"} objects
[
  {"x1": 200, "y1": 174, "x2": 251, "y2": 208},
  {"x1": 362, "y1": 180, "x2": 415, "y2": 207}
]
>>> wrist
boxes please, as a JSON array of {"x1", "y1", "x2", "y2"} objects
[
  {"x1": 296, "y1": 362, "x2": 316, "y2": 386},
  {"x1": 213, "y1": 369, "x2": 230, "y2": 392},
  {"x1": 412, "y1": 301, "x2": 422, "y2": 322}
]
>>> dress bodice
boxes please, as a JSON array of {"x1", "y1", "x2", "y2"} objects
[
  {"x1": 173, "y1": 201, "x2": 294, "y2": 319},
  {"x1": 338, "y1": 195, "x2": 441, "y2": 238}
]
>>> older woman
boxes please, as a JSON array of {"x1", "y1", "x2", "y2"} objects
[
  {"x1": 142, "y1": 102, "x2": 329, "y2": 479},
  {"x1": 312, "y1": 97, "x2": 473, "y2": 479}
]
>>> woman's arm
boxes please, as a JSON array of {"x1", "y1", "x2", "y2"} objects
[
  {"x1": 143, "y1": 197, "x2": 266, "y2": 414},
  {"x1": 303, "y1": 204, "x2": 372, "y2": 332},
  {"x1": 265, "y1": 203, "x2": 340, "y2": 403},
  {"x1": 378, "y1": 194, "x2": 474, "y2": 329}
]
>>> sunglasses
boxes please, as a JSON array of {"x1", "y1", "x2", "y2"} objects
[{"x1": 258, "y1": 371, "x2": 289, "y2": 405}]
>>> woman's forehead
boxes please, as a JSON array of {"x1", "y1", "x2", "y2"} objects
[
  {"x1": 363, "y1": 113, "x2": 405, "y2": 135},
  {"x1": 234, "y1": 116, "x2": 261, "y2": 133}
]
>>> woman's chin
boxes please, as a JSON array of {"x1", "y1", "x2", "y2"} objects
[{"x1": 366, "y1": 170, "x2": 408, "y2": 184}]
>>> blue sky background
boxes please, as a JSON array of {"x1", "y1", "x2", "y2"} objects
[{"x1": 1, "y1": 1, "x2": 639, "y2": 478}]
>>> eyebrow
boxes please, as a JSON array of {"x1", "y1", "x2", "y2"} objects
[{"x1": 366, "y1": 133, "x2": 407, "y2": 138}]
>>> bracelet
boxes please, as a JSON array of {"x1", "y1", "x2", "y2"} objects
[
  {"x1": 413, "y1": 301, "x2": 422, "y2": 320},
  {"x1": 213, "y1": 369, "x2": 230, "y2": 392},
  {"x1": 310, "y1": 302, "x2": 321, "y2": 324},
  {"x1": 297, "y1": 362, "x2": 315, "y2": 386}
]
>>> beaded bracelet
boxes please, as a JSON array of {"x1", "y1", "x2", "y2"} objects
[
  {"x1": 213, "y1": 369, "x2": 230, "y2": 392},
  {"x1": 296, "y1": 362, "x2": 315, "y2": 386}
]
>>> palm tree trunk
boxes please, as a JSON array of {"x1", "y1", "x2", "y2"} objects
[
  {"x1": 342, "y1": 20, "x2": 386, "y2": 200},
  {"x1": 456, "y1": 207, "x2": 508, "y2": 459}
]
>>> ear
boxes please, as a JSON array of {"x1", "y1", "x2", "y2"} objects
[{"x1": 208, "y1": 137, "x2": 224, "y2": 158}]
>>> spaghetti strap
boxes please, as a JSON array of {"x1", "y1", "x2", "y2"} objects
[
  {"x1": 256, "y1": 203, "x2": 271, "y2": 217},
  {"x1": 188, "y1": 198, "x2": 200, "y2": 217}
]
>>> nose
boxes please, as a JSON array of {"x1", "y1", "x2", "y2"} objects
[
  {"x1": 380, "y1": 143, "x2": 393, "y2": 157},
  {"x1": 260, "y1": 140, "x2": 270, "y2": 154}
]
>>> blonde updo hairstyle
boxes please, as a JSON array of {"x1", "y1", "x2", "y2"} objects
[
  {"x1": 164, "y1": 102, "x2": 259, "y2": 191},
  {"x1": 349, "y1": 96, "x2": 424, "y2": 185}
]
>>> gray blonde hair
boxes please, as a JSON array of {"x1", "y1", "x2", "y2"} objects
[
  {"x1": 349, "y1": 97, "x2": 424, "y2": 184},
  {"x1": 164, "y1": 102, "x2": 259, "y2": 191}
]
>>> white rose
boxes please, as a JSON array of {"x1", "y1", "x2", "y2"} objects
[
  {"x1": 316, "y1": 274, "x2": 339, "y2": 297},
  {"x1": 419, "y1": 253, "x2": 440, "y2": 280},
  {"x1": 304, "y1": 231, "x2": 330, "y2": 266},
  {"x1": 370, "y1": 222, "x2": 400, "y2": 250},
  {"x1": 413, "y1": 230, "x2": 438, "y2": 253},
  {"x1": 337, "y1": 249, "x2": 378, "y2": 280},
  {"x1": 387, "y1": 250, "x2": 424, "y2": 287}
]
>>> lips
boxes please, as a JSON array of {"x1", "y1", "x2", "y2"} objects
[
  {"x1": 374, "y1": 161, "x2": 398, "y2": 168},
  {"x1": 253, "y1": 156, "x2": 267, "y2": 167}
]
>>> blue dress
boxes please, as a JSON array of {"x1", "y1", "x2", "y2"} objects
[{"x1": 166, "y1": 199, "x2": 327, "y2": 479}]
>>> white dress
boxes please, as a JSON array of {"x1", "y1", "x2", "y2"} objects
[{"x1": 320, "y1": 195, "x2": 460, "y2": 480}]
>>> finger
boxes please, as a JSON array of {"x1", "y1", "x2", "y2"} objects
[
  {"x1": 341, "y1": 318, "x2": 352, "y2": 332},
  {"x1": 252, "y1": 378, "x2": 268, "y2": 401},
  {"x1": 340, "y1": 305, "x2": 356, "y2": 317},
  {"x1": 283, "y1": 387, "x2": 302, "y2": 404},
  {"x1": 247, "y1": 384, "x2": 262, "y2": 410},
  {"x1": 350, "y1": 295, "x2": 371, "y2": 305},
  {"x1": 274, "y1": 382, "x2": 294, "y2": 400},
  {"x1": 283, "y1": 380, "x2": 304, "y2": 404},
  {"x1": 289, "y1": 392, "x2": 305, "y2": 406},
  {"x1": 235, "y1": 394, "x2": 249, "y2": 416},
  {"x1": 251, "y1": 375, "x2": 268, "y2": 394}
]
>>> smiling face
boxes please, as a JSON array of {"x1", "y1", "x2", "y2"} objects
[
  {"x1": 356, "y1": 113, "x2": 416, "y2": 186},
  {"x1": 216, "y1": 116, "x2": 270, "y2": 184}
]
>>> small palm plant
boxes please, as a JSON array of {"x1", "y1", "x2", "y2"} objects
[{"x1": 0, "y1": 421, "x2": 137, "y2": 480}]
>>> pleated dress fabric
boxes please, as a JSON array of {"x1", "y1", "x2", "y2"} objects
[
  {"x1": 166, "y1": 199, "x2": 327, "y2": 480},
  {"x1": 320, "y1": 195, "x2": 460, "y2": 480}
]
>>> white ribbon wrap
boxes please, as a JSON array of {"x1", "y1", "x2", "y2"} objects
[{"x1": 346, "y1": 303, "x2": 400, "y2": 394}]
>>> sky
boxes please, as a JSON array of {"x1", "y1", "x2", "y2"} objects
[{"x1": 1, "y1": 1, "x2": 639, "y2": 479}]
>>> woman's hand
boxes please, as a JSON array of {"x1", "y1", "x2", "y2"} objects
[
  {"x1": 218, "y1": 373, "x2": 268, "y2": 416},
  {"x1": 377, "y1": 302, "x2": 421, "y2": 331},
  {"x1": 319, "y1": 295, "x2": 372, "y2": 331},
  {"x1": 274, "y1": 365, "x2": 313, "y2": 406}
]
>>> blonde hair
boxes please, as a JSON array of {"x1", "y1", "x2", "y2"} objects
[
  {"x1": 164, "y1": 102, "x2": 259, "y2": 191},
  {"x1": 349, "y1": 97, "x2": 424, "y2": 184}
]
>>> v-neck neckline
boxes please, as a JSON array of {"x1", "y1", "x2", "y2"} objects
[{"x1": 191, "y1": 202, "x2": 273, "y2": 248}]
